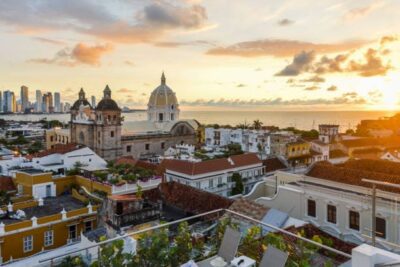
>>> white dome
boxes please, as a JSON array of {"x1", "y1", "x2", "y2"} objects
[
  {"x1": 147, "y1": 73, "x2": 180, "y2": 122},
  {"x1": 148, "y1": 73, "x2": 178, "y2": 108}
]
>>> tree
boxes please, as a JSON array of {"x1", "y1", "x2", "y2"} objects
[
  {"x1": 91, "y1": 238, "x2": 131, "y2": 267},
  {"x1": 27, "y1": 141, "x2": 43, "y2": 154},
  {"x1": 253, "y1": 119, "x2": 263, "y2": 130},
  {"x1": 231, "y1": 172, "x2": 244, "y2": 195},
  {"x1": 136, "y1": 185, "x2": 143, "y2": 199},
  {"x1": 170, "y1": 222, "x2": 193, "y2": 264},
  {"x1": 239, "y1": 226, "x2": 263, "y2": 262},
  {"x1": 225, "y1": 143, "x2": 243, "y2": 156}
]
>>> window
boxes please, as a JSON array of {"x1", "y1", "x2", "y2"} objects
[
  {"x1": 84, "y1": 221, "x2": 92, "y2": 232},
  {"x1": 209, "y1": 179, "x2": 214, "y2": 188},
  {"x1": 98, "y1": 131, "x2": 100, "y2": 138},
  {"x1": 161, "y1": 142, "x2": 165, "y2": 149},
  {"x1": 218, "y1": 177, "x2": 222, "y2": 185},
  {"x1": 376, "y1": 217, "x2": 386, "y2": 239},
  {"x1": 68, "y1": 225, "x2": 77, "y2": 241},
  {"x1": 113, "y1": 115, "x2": 116, "y2": 121},
  {"x1": 307, "y1": 199, "x2": 316, "y2": 217},
  {"x1": 44, "y1": 230, "x2": 53, "y2": 247},
  {"x1": 127, "y1": 145, "x2": 132, "y2": 152},
  {"x1": 111, "y1": 131, "x2": 114, "y2": 138},
  {"x1": 159, "y1": 113, "x2": 163, "y2": 121},
  {"x1": 171, "y1": 114, "x2": 174, "y2": 120},
  {"x1": 23, "y1": 235, "x2": 33, "y2": 252},
  {"x1": 327, "y1": 205, "x2": 337, "y2": 224},
  {"x1": 349, "y1": 211, "x2": 360, "y2": 231},
  {"x1": 145, "y1": 144, "x2": 150, "y2": 150},
  {"x1": 196, "y1": 182, "x2": 200, "y2": 188},
  {"x1": 108, "y1": 115, "x2": 111, "y2": 121}
]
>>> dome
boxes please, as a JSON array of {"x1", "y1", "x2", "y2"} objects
[
  {"x1": 96, "y1": 85, "x2": 120, "y2": 111},
  {"x1": 71, "y1": 88, "x2": 92, "y2": 110},
  {"x1": 148, "y1": 72, "x2": 179, "y2": 108},
  {"x1": 97, "y1": 98, "x2": 120, "y2": 111}
]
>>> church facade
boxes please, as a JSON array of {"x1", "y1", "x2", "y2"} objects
[{"x1": 70, "y1": 73, "x2": 198, "y2": 161}]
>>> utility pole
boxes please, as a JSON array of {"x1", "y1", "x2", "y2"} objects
[{"x1": 362, "y1": 179, "x2": 400, "y2": 247}]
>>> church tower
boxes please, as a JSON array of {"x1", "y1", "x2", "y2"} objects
[
  {"x1": 93, "y1": 85, "x2": 123, "y2": 160},
  {"x1": 147, "y1": 72, "x2": 180, "y2": 123}
]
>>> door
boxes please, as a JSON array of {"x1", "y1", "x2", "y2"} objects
[{"x1": 46, "y1": 185, "x2": 51, "y2": 197}]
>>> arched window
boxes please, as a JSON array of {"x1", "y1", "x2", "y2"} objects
[{"x1": 159, "y1": 113, "x2": 164, "y2": 121}]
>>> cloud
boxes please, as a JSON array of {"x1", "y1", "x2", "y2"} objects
[
  {"x1": 32, "y1": 37, "x2": 66, "y2": 45},
  {"x1": 380, "y1": 35, "x2": 398, "y2": 46},
  {"x1": 28, "y1": 42, "x2": 113, "y2": 67},
  {"x1": 237, "y1": 84, "x2": 246, "y2": 88},
  {"x1": 275, "y1": 51, "x2": 315, "y2": 76},
  {"x1": 117, "y1": 88, "x2": 137, "y2": 93},
  {"x1": 327, "y1": 85, "x2": 337, "y2": 92},
  {"x1": 124, "y1": 60, "x2": 135, "y2": 67},
  {"x1": 304, "y1": 86, "x2": 319, "y2": 91},
  {"x1": 301, "y1": 75, "x2": 325, "y2": 83},
  {"x1": 277, "y1": 18, "x2": 294, "y2": 26},
  {"x1": 180, "y1": 92, "x2": 367, "y2": 106},
  {"x1": 153, "y1": 40, "x2": 216, "y2": 48},
  {"x1": 206, "y1": 39, "x2": 367, "y2": 57},
  {"x1": 0, "y1": 1, "x2": 211, "y2": 44},
  {"x1": 343, "y1": 1, "x2": 384, "y2": 21},
  {"x1": 277, "y1": 46, "x2": 391, "y2": 77}
]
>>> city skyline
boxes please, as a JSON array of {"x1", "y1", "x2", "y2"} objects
[{"x1": 0, "y1": 1, "x2": 399, "y2": 111}]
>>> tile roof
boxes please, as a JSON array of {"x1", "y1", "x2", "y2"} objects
[
  {"x1": 228, "y1": 197, "x2": 269, "y2": 221},
  {"x1": 27, "y1": 143, "x2": 82, "y2": 160},
  {"x1": 329, "y1": 149, "x2": 348, "y2": 158},
  {"x1": 0, "y1": 176, "x2": 16, "y2": 192},
  {"x1": 164, "y1": 153, "x2": 261, "y2": 176},
  {"x1": 306, "y1": 161, "x2": 400, "y2": 193},
  {"x1": 115, "y1": 156, "x2": 158, "y2": 171},
  {"x1": 263, "y1": 157, "x2": 287, "y2": 173},
  {"x1": 144, "y1": 182, "x2": 233, "y2": 215},
  {"x1": 341, "y1": 136, "x2": 400, "y2": 149}
]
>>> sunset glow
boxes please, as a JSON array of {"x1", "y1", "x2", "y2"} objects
[{"x1": 0, "y1": 0, "x2": 399, "y2": 111}]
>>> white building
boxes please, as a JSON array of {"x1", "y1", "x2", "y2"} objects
[
  {"x1": 165, "y1": 153, "x2": 265, "y2": 197},
  {"x1": 26, "y1": 144, "x2": 107, "y2": 175},
  {"x1": 246, "y1": 161, "x2": 400, "y2": 252}
]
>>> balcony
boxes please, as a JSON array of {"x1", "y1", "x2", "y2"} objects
[{"x1": 38, "y1": 209, "x2": 360, "y2": 267}]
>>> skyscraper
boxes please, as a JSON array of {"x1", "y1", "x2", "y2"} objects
[
  {"x1": 54, "y1": 92, "x2": 61, "y2": 112},
  {"x1": 0, "y1": 91, "x2": 2, "y2": 113},
  {"x1": 36, "y1": 90, "x2": 42, "y2": 113},
  {"x1": 3, "y1": 91, "x2": 16, "y2": 113},
  {"x1": 91, "y1": 95, "x2": 96, "y2": 108},
  {"x1": 20, "y1": 85, "x2": 29, "y2": 113}
]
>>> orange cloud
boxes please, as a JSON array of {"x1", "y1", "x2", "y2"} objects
[
  {"x1": 206, "y1": 39, "x2": 368, "y2": 58},
  {"x1": 28, "y1": 43, "x2": 113, "y2": 67}
]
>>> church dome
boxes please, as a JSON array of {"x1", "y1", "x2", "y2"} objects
[
  {"x1": 96, "y1": 85, "x2": 120, "y2": 111},
  {"x1": 71, "y1": 88, "x2": 91, "y2": 110},
  {"x1": 148, "y1": 72, "x2": 178, "y2": 108}
]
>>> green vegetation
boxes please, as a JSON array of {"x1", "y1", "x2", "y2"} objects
[
  {"x1": 253, "y1": 119, "x2": 263, "y2": 130},
  {"x1": 231, "y1": 172, "x2": 244, "y2": 195},
  {"x1": 27, "y1": 140, "x2": 43, "y2": 154},
  {"x1": 282, "y1": 127, "x2": 319, "y2": 139}
]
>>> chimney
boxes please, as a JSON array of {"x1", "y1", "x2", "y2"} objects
[
  {"x1": 61, "y1": 208, "x2": 67, "y2": 220},
  {"x1": 38, "y1": 198, "x2": 44, "y2": 206}
]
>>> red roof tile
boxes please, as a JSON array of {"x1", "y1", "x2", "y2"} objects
[
  {"x1": 0, "y1": 176, "x2": 16, "y2": 192},
  {"x1": 263, "y1": 157, "x2": 287, "y2": 173},
  {"x1": 27, "y1": 143, "x2": 82, "y2": 160},
  {"x1": 164, "y1": 153, "x2": 262, "y2": 176},
  {"x1": 306, "y1": 161, "x2": 400, "y2": 193}
]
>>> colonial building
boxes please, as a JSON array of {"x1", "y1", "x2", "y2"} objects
[
  {"x1": 70, "y1": 73, "x2": 198, "y2": 161},
  {"x1": 164, "y1": 153, "x2": 265, "y2": 196}
]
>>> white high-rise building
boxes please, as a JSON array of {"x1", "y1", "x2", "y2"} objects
[
  {"x1": 91, "y1": 95, "x2": 96, "y2": 108},
  {"x1": 54, "y1": 92, "x2": 61, "y2": 112},
  {"x1": 20, "y1": 85, "x2": 29, "y2": 113},
  {"x1": 3, "y1": 91, "x2": 16, "y2": 113},
  {"x1": 35, "y1": 90, "x2": 42, "y2": 112}
]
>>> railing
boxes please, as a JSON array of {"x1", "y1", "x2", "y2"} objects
[
  {"x1": 111, "y1": 178, "x2": 162, "y2": 194},
  {"x1": 38, "y1": 208, "x2": 352, "y2": 266}
]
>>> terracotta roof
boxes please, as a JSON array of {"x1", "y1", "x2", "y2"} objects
[
  {"x1": 306, "y1": 161, "x2": 400, "y2": 193},
  {"x1": 340, "y1": 138, "x2": 377, "y2": 148},
  {"x1": 352, "y1": 148, "x2": 383, "y2": 155},
  {"x1": 116, "y1": 156, "x2": 163, "y2": 176},
  {"x1": 144, "y1": 182, "x2": 233, "y2": 215},
  {"x1": 164, "y1": 153, "x2": 261, "y2": 176},
  {"x1": 228, "y1": 198, "x2": 269, "y2": 221},
  {"x1": 310, "y1": 149, "x2": 322, "y2": 156},
  {"x1": 108, "y1": 194, "x2": 139, "y2": 202},
  {"x1": 0, "y1": 176, "x2": 16, "y2": 192},
  {"x1": 329, "y1": 149, "x2": 348, "y2": 158},
  {"x1": 311, "y1": 139, "x2": 329, "y2": 146},
  {"x1": 340, "y1": 159, "x2": 400, "y2": 176},
  {"x1": 27, "y1": 143, "x2": 82, "y2": 160},
  {"x1": 263, "y1": 157, "x2": 287, "y2": 173}
]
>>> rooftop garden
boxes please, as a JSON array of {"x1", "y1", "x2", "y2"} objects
[{"x1": 53, "y1": 210, "x2": 352, "y2": 267}]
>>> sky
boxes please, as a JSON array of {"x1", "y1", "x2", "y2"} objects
[{"x1": 0, "y1": 0, "x2": 399, "y2": 111}]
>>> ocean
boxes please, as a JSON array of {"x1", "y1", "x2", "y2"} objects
[{"x1": 0, "y1": 110, "x2": 397, "y2": 131}]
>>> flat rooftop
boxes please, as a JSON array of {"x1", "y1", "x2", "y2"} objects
[{"x1": 1, "y1": 195, "x2": 86, "y2": 225}]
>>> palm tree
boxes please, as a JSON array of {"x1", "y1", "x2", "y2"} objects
[
  {"x1": 236, "y1": 122, "x2": 250, "y2": 129},
  {"x1": 253, "y1": 119, "x2": 263, "y2": 130}
]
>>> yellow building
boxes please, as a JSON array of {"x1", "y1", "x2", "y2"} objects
[
  {"x1": 285, "y1": 140, "x2": 312, "y2": 167},
  {"x1": 45, "y1": 127, "x2": 71, "y2": 149},
  {"x1": 0, "y1": 171, "x2": 98, "y2": 263}
]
